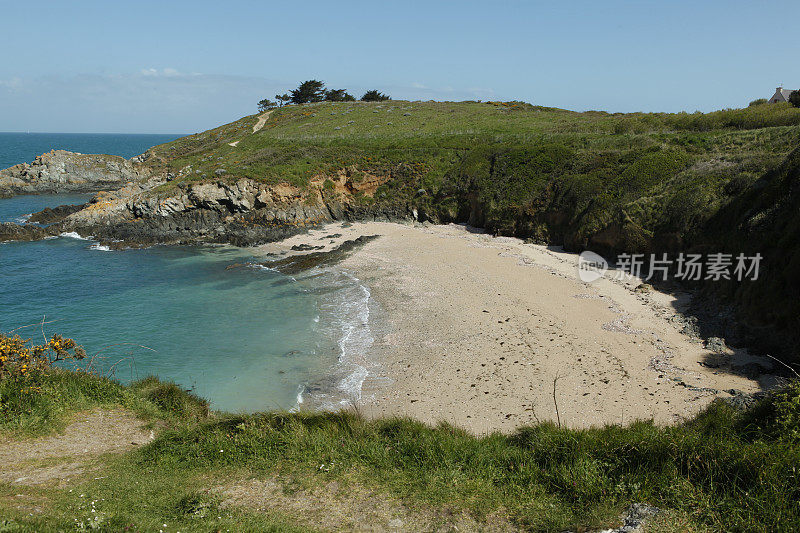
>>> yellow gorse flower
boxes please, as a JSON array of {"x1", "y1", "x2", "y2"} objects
[{"x1": 0, "y1": 333, "x2": 85, "y2": 381}]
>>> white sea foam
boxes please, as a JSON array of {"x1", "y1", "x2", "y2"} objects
[
  {"x1": 59, "y1": 231, "x2": 91, "y2": 240},
  {"x1": 289, "y1": 267, "x2": 377, "y2": 412},
  {"x1": 89, "y1": 243, "x2": 111, "y2": 252}
]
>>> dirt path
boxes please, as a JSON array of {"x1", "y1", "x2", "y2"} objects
[
  {"x1": 227, "y1": 109, "x2": 275, "y2": 147},
  {"x1": 252, "y1": 109, "x2": 275, "y2": 133},
  {"x1": 0, "y1": 409, "x2": 153, "y2": 486}
]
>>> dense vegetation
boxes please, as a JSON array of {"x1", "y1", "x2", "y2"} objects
[
  {"x1": 142, "y1": 99, "x2": 800, "y2": 362},
  {"x1": 0, "y1": 354, "x2": 799, "y2": 531}
]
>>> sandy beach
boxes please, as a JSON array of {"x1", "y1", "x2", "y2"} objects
[{"x1": 256, "y1": 222, "x2": 778, "y2": 434}]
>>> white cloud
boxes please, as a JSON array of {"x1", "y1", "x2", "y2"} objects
[{"x1": 0, "y1": 77, "x2": 25, "y2": 93}]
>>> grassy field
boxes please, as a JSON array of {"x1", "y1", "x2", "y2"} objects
[
  {"x1": 144, "y1": 100, "x2": 800, "y2": 192},
  {"x1": 1, "y1": 366, "x2": 799, "y2": 532}
]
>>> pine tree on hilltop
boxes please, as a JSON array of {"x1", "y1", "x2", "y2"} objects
[
  {"x1": 324, "y1": 89, "x2": 356, "y2": 102},
  {"x1": 361, "y1": 89, "x2": 391, "y2": 102},
  {"x1": 290, "y1": 80, "x2": 327, "y2": 104}
]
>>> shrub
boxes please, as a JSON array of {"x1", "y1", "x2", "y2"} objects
[
  {"x1": 749, "y1": 98, "x2": 768, "y2": 107},
  {"x1": 0, "y1": 332, "x2": 85, "y2": 380},
  {"x1": 361, "y1": 90, "x2": 390, "y2": 102},
  {"x1": 324, "y1": 89, "x2": 356, "y2": 102},
  {"x1": 257, "y1": 99, "x2": 277, "y2": 112}
]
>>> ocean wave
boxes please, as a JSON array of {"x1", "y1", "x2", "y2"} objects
[
  {"x1": 299, "y1": 268, "x2": 375, "y2": 410},
  {"x1": 89, "y1": 243, "x2": 111, "y2": 252},
  {"x1": 59, "y1": 231, "x2": 91, "y2": 240}
]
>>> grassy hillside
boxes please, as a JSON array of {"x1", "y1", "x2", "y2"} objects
[
  {"x1": 1, "y1": 364, "x2": 799, "y2": 531},
  {"x1": 144, "y1": 100, "x2": 800, "y2": 196}
]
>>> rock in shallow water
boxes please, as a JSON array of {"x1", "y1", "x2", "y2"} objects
[{"x1": 0, "y1": 222, "x2": 58, "y2": 242}]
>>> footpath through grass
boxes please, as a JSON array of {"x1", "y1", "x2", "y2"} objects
[{"x1": 1, "y1": 368, "x2": 799, "y2": 531}]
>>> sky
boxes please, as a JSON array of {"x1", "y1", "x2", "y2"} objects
[{"x1": 1, "y1": 0, "x2": 797, "y2": 133}]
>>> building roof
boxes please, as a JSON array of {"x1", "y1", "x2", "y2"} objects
[{"x1": 771, "y1": 87, "x2": 797, "y2": 102}]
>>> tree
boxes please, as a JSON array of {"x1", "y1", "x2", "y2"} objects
[
  {"x1": 790, "y1": 91, "x2": 800, "y2": 108},
  {"x1": 257, "y1": 99, "x2": 277, "y2": 112},
  {"x1": 361, "y1": 89, "x2": 391, "y2": 102},
  {"x1": 748, "y1": 98, "x2": 768, "y2": 107},
  {"x1": 275, "y1": 93, "x2": 291, "y2": 107},
  {"x1": 290, "y1": 80, "x2": 326, "y2": 104},
  {"x1": 324, "y1": 89, "x2": 356, "y2": 102}
]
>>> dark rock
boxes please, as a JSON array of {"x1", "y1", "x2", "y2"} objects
[
  {"x1": 291, "y1": 243, "x2": 325, "y2": 251},
  {"x1": 255, "y1": 235, "x2": 380, "y2": 274},
  {"x1": 27, "y1": 204, "x2": 86, "y2": 225},
  {"x1": 0, "y1": 222, "x2": 57, "y2": 242},
  {"x1": 723, "y1": 389, "x2": 768, "y2": 410},
  {"x1": 704, "y1": 337, "x2": 728, "y2": 353}
]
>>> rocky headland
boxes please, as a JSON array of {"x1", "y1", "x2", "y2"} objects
[{"x1": 0, "y1": 150, "x2": 140, "y2": 197}]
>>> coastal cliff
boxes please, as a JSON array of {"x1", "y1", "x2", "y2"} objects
[{"x1": 58, "y1": 167, "x2": 415, "y2": 246}]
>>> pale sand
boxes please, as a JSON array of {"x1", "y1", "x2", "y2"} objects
[{"x1": 255, "y1": 222, "x2": 777, "y2": 434}]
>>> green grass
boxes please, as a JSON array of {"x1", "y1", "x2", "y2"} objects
[
  {"x1": 0, "y1": 369, "x2": 207, "y2": 436},
  {"x1": 1, "y1": 370, "x2": 799, "y2": 531},
  {"x1": 141, "y1": 100, "x2": 800, "y2": 191}
]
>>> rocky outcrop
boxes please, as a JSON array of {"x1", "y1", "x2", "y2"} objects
[
  {"x1": 27, "y1": 203, "x2": 86, "y2": 225},
  {"x1": 240, "y1": 235, "x2": 381, "y2": 274},
  {"x1": 58, "y1": 173, "x2": 416, "y2": 247},
  {"x1": 0, "y1": 150, "x2": 142, "y2": 196},
  {"x1": 0, "y1": 222, "x2": 59, "y2": 242}
]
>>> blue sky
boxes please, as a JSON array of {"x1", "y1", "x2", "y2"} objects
[{"x1": 1, "y1": 0, "x2": 797, "y2": 133}]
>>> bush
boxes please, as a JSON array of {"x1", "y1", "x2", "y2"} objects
[
  {"x1": 0, "y1": 332, "x2": 85, "y2": 380},
  {"x1": 324, "y1": 89, "x2": 356, "y2": 102},
  {"x1": 361, "y1": 89, "x2": 390, "y2": 102},
  {"x1": 749, "y1": 98, "x2": 768, "y2": 107},
  {"x1": 257, "y1": 99, "x2": 277, "y2": 112}
]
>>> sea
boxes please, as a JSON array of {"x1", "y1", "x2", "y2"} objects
[{"x1": 0, "y1": 132, "x2": 374, "y2": 412}]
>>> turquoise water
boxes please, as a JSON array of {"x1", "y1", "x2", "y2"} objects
[{"x1": 0, "y1": 134, "x2": 372, "y2": 412}]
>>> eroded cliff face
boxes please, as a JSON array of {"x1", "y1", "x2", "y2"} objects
[
  {"x1": 0, "y1": 149, "x2": 416, "y2": 246},
  {"x1": 0, "y1": 150, "x2": 142, "y2": 196},
  {"x1": 58, "y1": 166, "x2": 415, "y2": 246}
]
